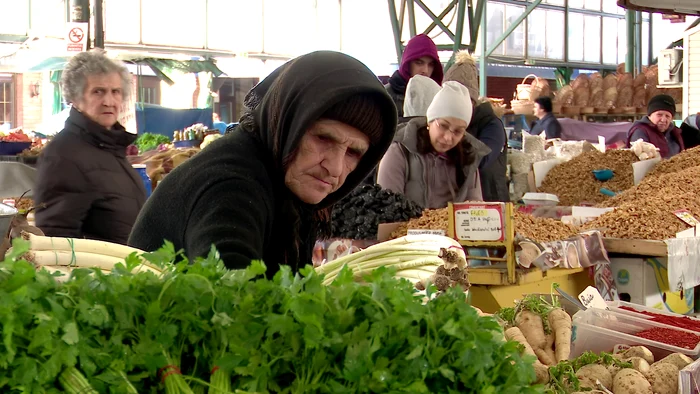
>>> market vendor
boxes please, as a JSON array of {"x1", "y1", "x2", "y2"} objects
[
  {"x1": 34, "y1": 50, "x2": 146, "y2": 244},
  {"x1": 376, "y1": 81, "x2": 490, "y2": 208},
  {"x1": 530, "y1": 97, "x2": 562, "y2": 139},
  {"x1": 627, "y1": 94, "x2": 684, "y2": 159},
  {"x1": 128, "y1": 51, "x2": 397, "y2": 274},
  {"x1": 443, "y1": 51, "x2": 509, "y2": 202}
]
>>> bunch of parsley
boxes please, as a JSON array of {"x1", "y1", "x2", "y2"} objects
[{"x1": 0, "y1": 239, "x2": 543, "y2": 393}]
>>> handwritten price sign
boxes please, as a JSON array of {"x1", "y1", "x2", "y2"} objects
[{"x1": 452, "y1": 202, "x2": 505, "y2": 241}]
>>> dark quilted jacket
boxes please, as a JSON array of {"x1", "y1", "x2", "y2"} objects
[{"x1": 34, "y1": 107, "x2": 146, "y2": 244}]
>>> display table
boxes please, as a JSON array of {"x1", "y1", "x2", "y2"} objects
[
  {"x1": 445, "y1": 202, "x2": 594, "y2": 312},
  {"x1": 0, "y1": 161, "x2": 37, "y2": 198}
]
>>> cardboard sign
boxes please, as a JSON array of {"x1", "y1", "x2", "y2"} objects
[
  {"x1": 66, "y1": 22, "x2": 88, "y2": 52},
  {"x1": 452, "y1": 202, "x2": 505, "y2": 241},
  {"x1": 675, "y1": 210, "x2": 700, "y2": 227},
  {"x1": 578, "y1": 286, "x2": 609, "y2": 310}
]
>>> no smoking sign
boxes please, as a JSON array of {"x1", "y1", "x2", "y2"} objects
[{"x1": 65, "y1": 22, "x2": 88, "y2": 52}]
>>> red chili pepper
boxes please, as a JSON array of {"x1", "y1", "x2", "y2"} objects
[
  {"x1": 634, "y1": 327, "x2": 700, "y2": 349},
  {"x1": 620, "y1": 306, "x2": 700, "y2": 332}
]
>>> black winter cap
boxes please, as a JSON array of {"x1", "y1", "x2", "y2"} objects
[{"x1": 647, "y1": 94, "x2": 676, "y2": 117}]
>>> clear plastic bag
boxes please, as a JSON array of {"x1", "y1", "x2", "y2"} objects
[{"x1": 680, "y1": 358, "x2": 700, "y2": 394}]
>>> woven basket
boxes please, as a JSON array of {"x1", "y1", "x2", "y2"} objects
[
  {"x1": 516, "y1": 74, "x2": 543, "y2": 101},
  {"x1": 511, "y1": 99, "x2": 535, "y2": 115},
  {"x1": 553, "y1": 102, "x2": 562, "y2": 114},
  {"x1": 562, "y1": 106, "x2": 582, "y2": 116}
]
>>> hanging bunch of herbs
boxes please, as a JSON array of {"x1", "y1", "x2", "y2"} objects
[{"x1": 0, "y1": 239, "x2": 542, "y2": 393}]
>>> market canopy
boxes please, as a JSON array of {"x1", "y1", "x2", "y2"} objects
[{"x1": 29, "y1": 56, "x2": 224, "y2": 86}]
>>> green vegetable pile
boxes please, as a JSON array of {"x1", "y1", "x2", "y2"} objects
[
  {"x1": 134, "y1": 133, "x2": 171, "y2": 153},
  {"x1": 0, "y1": 239, "x2": 542, "y2": 393}
]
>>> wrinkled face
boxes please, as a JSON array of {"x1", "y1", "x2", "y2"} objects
[
  {"x1": 285, "y1": 119, "x2": 370, "y2": 204},
  {"x1": 409, "y1": 56, "x2": 436, "y2": 78},
  {"x1": 428, "y1": 117, "x2": 467, "y2": 153},
  {"x1": 74, "y1": 73, "x2": 123, "y2": 129},
  {"x1": 534, "y1": 103, "x2": 546, "y2": 118},
  {"x1": 649, "y1": 110, "x2": 673, "y2": 133}
]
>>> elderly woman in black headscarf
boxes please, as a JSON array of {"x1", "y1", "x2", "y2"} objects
[{"x1": 128, "y1": 51, "x2": 397, "y2": 274}]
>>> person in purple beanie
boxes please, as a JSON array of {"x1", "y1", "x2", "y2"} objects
[{"x1": 385, "y1": 34, "x2": 443, "y2": 117}]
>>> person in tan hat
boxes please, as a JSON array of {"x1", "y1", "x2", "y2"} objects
[
  {"x1": 377, "y1": 82, "x2": 491, "y2": 208},
  {"x1": 443, "y1": 51, "x2": 509, "y2": 202},
  {"x1": 129, "y1": 51, "x2": 397, "y2": 275}
]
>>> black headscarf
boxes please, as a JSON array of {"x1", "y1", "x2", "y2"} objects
[
  {"x1": 239, "y1": 51, "x2": 398, "y2": 263},
  {"x1": 242, "y1": 51, "x2": 398, "y2": 208}
]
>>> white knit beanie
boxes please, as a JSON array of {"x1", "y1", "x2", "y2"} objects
[
  {"x1": 403, "y1": 75, "x2": 441, "y2": 117},
  {"x1": 426, "y1": 81, "x2": 473, "y2": 124}
]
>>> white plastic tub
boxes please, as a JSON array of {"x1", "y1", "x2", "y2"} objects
[
  {"x1": 606, "y1": 300, "x2": 700, "y2": 327},
  {"x1": 571, "y1": 308, "x2": 700, "y2": 360},
  {"x1": 522, "y1": 192, "x2": 560, "y2": 206}
]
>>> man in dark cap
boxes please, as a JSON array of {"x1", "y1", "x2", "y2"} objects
[
  {"x1": 627, "y1": 94, "x2": 684, "y2": 158},
  {"x1": 129, "y1": 51, "x2": 398, "y2": 275}
]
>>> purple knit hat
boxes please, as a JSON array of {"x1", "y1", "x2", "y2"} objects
[{"x1": 399, "y1": 34, "x2": 442, "y2": 85}]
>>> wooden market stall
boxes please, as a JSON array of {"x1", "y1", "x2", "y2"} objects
[{"x1": 445, "y1": 202, "x2": 593, "y2": 313}]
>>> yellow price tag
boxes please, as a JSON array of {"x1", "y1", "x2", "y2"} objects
[{"x1": 470, "y1": 209, "x2": 488, "y2": 217}]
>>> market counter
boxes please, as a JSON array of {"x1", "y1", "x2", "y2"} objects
[{"x1": 469, "y1": 265, "x2": 591, "y2": 313}]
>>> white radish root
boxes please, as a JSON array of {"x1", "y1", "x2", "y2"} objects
[
  {"x1": 24, "y1": 232, "x2": 144, "y2": 258},
  {"x1": 24, "y1": 251, "x2": 160, "y2": 275},
  {"x1": 652, "y1": 353, "x2": 693, "y2": 370},
  {"x1": 617, "y1": 346, "x2": 654, "y2": 365},
  {"x1": 548, "y1": 308, "x2": 572, "y2": 362},
  {"x1": 516, "y1": 310, "x2": 556, "y2": 366},
  {"x1": 576, "y1": 364, "x2": 612, "y2": 390},
  {"x1": 646, "y1": 362, "x2": 679, "y2": 394},
  {"x1": 613, "y1": 368, "x2": 652, "y2": 394},
  {"x1": 624, "y1": 356, "x2": 650, "y2": 375},
  {"x1": 505, "y1": 327, "x2": 549, "y2": 384}
]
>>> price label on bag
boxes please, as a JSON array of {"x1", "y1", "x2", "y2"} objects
[
  {"x1": 452, "y1": 202, "x2": 505, "y2": 241},
  {"x1": 407, "y1": 229, "x2": 445, "y2": 236},
  {"x1": 674, "y1": 209, "x2": 700, "y2": 227}
]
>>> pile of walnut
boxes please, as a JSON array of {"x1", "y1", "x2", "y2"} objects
[
  {"x1": 390, "y1": 208, "x2": 449, "y2": 239},
  {"x1": 415, "y1": 248, "x2": 469, "y2": 293},
  {"x1": 539, "y1": 149, "x2": 638, "y2": 206},
  {"x1": 585, "y1": 165, "x2": 700, "y2": 239},
  {"x1": 647, "y1": 145, "x2": 700, "y2": 178},
  {"x1": 514, "y1": 212, "x2": 579, "y2": 242}
]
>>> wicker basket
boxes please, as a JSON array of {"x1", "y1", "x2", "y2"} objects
[
  {"x1": 562, "y1": 106, "x2": 582, "y2": 116},
  {"x1": 553, "y1": 102, "x2": 563, "y2": 114},
  {"x1": 516, "y1": 74, "x2": 543, "y2": 101},
  {"x1": 510, "y1": 99, "x2": 535, "y2": 115}
]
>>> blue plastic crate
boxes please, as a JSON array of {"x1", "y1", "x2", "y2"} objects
[{"x1": 0, "y1": 142, "x2": 32, "y2": 155}]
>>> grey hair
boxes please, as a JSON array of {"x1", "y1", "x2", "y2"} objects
[{"x1": 61, "y1": 49, "x2": 132, "y2": 104}]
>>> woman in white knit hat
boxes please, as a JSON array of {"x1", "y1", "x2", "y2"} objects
[{"x1": 377, "y1": 81, "x2": 491, "y2": 208}]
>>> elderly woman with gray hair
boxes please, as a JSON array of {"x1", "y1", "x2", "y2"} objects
[{"x1": 34, "y1": 50, "x2": 146, "y2": 244}]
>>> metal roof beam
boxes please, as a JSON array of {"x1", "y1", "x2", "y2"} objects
[{"x1": 485, "y1": 0, "x2": 542, "y2": 58}]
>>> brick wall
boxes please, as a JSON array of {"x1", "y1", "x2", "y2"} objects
[{"x1": 14, "y1": 72, "x2": 44, "y2": 131}]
